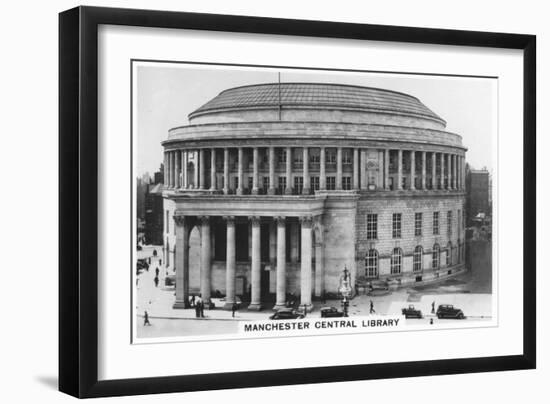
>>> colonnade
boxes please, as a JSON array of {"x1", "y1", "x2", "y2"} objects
[
  {"x1": 163, "y1": 147, "x2": 466, "y2": 194},
  {"x1": 173, "y1": 214, "x2": 320, "y2": 312}
]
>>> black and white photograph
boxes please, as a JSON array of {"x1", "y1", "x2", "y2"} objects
[{"x1": 133, "y1": 62, "x2": 496, "y2": 342}]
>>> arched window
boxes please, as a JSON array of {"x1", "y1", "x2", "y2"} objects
[
  {"x1": 365, "y1": 249, "x2": 378, "y2": 278},
  {"x1": 413, "y1": 246, "x2": 423, "y2": 272},
  {"x1": 391, "y1": 247, "x2": 402, "y2": 274},
  {"x1": 432, "y1": 244, "x2": 440, "y2": 270},
  {"x1": 446, "y1": 241, "x2": 453, "y2": 266}
]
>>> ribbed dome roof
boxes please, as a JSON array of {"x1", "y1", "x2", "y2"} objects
[{"x1": 189, "y1": 83, "x2": 444, "y2": 123}]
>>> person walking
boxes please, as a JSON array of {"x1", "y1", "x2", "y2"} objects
[
  {"x1": 369, "y1": 300, "x2": 375, "y2": 314},
  {"x1": 154, "y1": 276, "x2": 159, "y2": 288},
  {"x1": 231, "y1": 302, "x2": 238, "y2": 318},
  {"x1": 143, "y1": 310, "x2": 151, "y2": 326},
  {"x1": 200, "y1": 299, "x2": 205, "y2": 318},
  {"x1": 196, "y1": 296, "x2": 202, "y2": 318},
  {"x1": 155, "y1": 267, "x2": 159, "y2": 277},
  {"x1": 191, "y1": 294, "x2": 196, "y2": 307},
  {"x1": 431, "y1": 301, "x2": 436, "y2": 314}
]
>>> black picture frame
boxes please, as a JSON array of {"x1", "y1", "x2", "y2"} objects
[{"x1": 59, "y1": 6, "x2": 536, "y2": 398}]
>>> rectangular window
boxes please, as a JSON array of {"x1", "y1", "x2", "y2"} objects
[
  {"x1": 310, "y1": 151, "x2": 320, "y2": 164},
  {"x1": 447, "y1": 210, "x2": 452, "y2": 236},
  {"x1": 263, "y1": 176, "x2": 269, "y2": 192},
  {"x1": 326, "y1": 149, "x2": 336, "y2": 164},
  {"x1": 342, "y1": 149, "x2": 352, "y2": 164},
  {"x1": 294, "y1": 176, "x2": 303, "y2": 194},
  {"x1": 326, "y1": 176, "x2": 336, "y2": 190},
  {"x1": 293, "y1": 150, "x2": 303, "y2": 164},
  {"x1": 248, "y1": 176, "x2": 253, "y2": 190},
  {"x1": 415, "y1": 212, "x2": 422, "y2": 236},
  {"x1": 433, "y1": 212, "x2": 440, "y2": 235},
  {"x1": 392, "y1": 213, "x2": 402, "y2": 239},
  {"x1": 342, "y1": 176, "x2": 352, "y2": 190},
  {"x1": 311, "y1": 176, "x2": 320, "y2": 191},
  {"x1": 278, "y1": 177, "x2": 286, "y2": 193},
  {"x1": 366, "y1": 214, "x2": 377, "y2": 240},
  {"x1": 278, "y1": 149, "x2": 287, "y2": 164},
  {"x1": 234, "y1": 176, "x2": 239, "y2": 190}
]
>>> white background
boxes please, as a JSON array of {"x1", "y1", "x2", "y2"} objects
[{"x1": 0, "y1": 0, "x2": 546, "y2": 403}]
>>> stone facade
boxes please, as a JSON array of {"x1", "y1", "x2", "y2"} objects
[{"x1": 161, "y1": 83, "x2": 467, "y2": 311}]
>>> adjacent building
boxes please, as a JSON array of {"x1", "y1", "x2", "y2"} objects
[
  {"x1": 466, "y1": 168, "x2": 490, "y2": 224},
  {"x1": 161, "y1": 83, "x2": 467, "y2": 311}
]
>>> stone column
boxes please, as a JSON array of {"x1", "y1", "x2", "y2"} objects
[
  {"x1": 336, "y1": 147, "x2": 343, "y2": 190},
  {"x1": 210, "y1": 149, "x2": 217, "y2": 191},
  {"x1": 274, "y1": 216, "x2": 287, "y2": 310},
  {"x1": 252, "y1": 147, "x2": 259, "y2": 195},
  {"x1": 439, "y1": 153, "x2": 445, "y2": 190},
  {"x1": 319, "y1": 147, "x2": 326, "y2": 190},
  {"x1": 314, "y1": 242, "x2": 324, "y2": 298},
  {"x1": 174, "y1": 150, "x2": 180, "y2": 189},
  {"x1": 397, "y1": 149, "x2": 403, "y2": 190},
  {"x1": 168, "y1": 151, "x2": 173, "y2": 188},
  {"x1": 421, "y1": 151, "x2": 426, "y2": 190},
  {"x1": 431, "y1": 152, "x2": 436, "y2": 189},
  {"x1": 163, "y1": 152, "x2": 168, "y2": 185},
  {"x1": 199, "y1": 149, "x2": 206, "y2": 190},
  {"x1": 268, "y1": 146, "x2": 276, "y2": 195},
  {"x1": 237, "y1": 147, "x2": 243, "y2": 195},
  {"x1": 223, "y1": 216, "x2": 236, "y2": 310},
  {"x1": 285, "y1": 147, "x2": 292, "y2": 195},
  {"x1": 199, "y1": 216, "x2": 212, "y2": 307},
  {"x1": 248, "y1": 216, "x2": 262, "y2": 310},
  {"x1": 410, "y1": 150, "x2": 416, "y2": 190},
  {"x1": 173, "y1": 215, "x2": 190, "y2": 309},
  {"x1": 300, "y1": 216, "x2": 313, "y2": 312},
  {"x1": 453, "y1": 155, "x2": 458, "y2": 189},
  {"x1": 360, "y1": 149, "x2": 367, "y2": 189},
  {"x1": 303, "y1": 147, "x2": 310, "y2": 194},
  {"x1": 447, "y1": 153, "x2": 452, "y2": 190},
  {"x1": 193, "y1": 150, "x2": 199, "y2": 189},
  {"x1": 353, "y1": 148, "x2": 359, "y2": 190},
  {"x1": 182, "y1": 151, "x2": 188, "y2": 189},
  {"x1": 223, "y1": 148, "x2": 229, "y2": 194},
  {"x1": 384, "y1": 149, "x2": 390, "y2": 190}
]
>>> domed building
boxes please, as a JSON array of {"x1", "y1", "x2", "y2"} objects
[{"x1": 161, "y1": 83, "x2": 467, "y2": 311}]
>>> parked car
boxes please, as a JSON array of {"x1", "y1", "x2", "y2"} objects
[
  {"x1": 320, "y1": 306, "x2": 345, "y2": 318},
  {"x1": 436, "y1": 304, "x2": 465, "y2": 319},
  {"x1": 370, "y1": 280, "x2": 389, "y2": 291},
  {"x1": 401, "y1": 305, "x2": 423, "y2": 319},
  {"x1": 164, "y1": 274, "x2": 175, "y2": 286},
  {"x1": 269, "y1": 308, "x2": 305, "y2": 320}
]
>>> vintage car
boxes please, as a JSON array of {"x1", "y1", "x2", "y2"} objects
[
  {"x1": 401, "y1": 305, "x2": 423, "y2": 319},
  {"x1": 436, "y1": 304, "x2": 465, "y2": 319},
  {"x1": 164, "y1": 274, "x2": 176, "y2": 286},
  {"x1": 320, "y1": 306, "x2": 345, "y2": 318},
  {"x1": 269, "y1": 308, "x2": 305, "y2": 320}
]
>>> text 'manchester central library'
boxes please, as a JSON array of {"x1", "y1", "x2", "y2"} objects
[{"x1": 161, "y1": 83, "x2": 466, "y2": 311}]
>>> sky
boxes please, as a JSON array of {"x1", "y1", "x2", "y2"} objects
[{"x1": 136, "y1": 62, "x2": 496, "y2": 177}]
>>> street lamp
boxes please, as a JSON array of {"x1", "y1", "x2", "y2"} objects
[{"x1": 339, "y1": 266, "x2": 352, "y2": 317}]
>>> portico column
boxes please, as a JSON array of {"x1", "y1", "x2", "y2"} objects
[
  {"x1": 319, "y1": 147, "x2": 326, "y2": 190},
  {"x1": 300, "y1": 216, "x2": 313, "y2": 312},
  {"x1": 285, "y1": 147, "x2": 292, "y2": 195},
  {"x1": 314, "y1": 242, "x2": 324, "y2": 298},
  {"x1": 163, "y1": 152, "x2": 168, "y2": 185},
  {"x1": 223, "y1": 148, "x2": 229, "y2": 194},
  {"x1": 199, "y1": 149, "x2": 206, "y2": 190},
  {"x1": 237, "y1": 147, "x2": 243, "y2": 195},
  {"x1": 453, "y1": 155, "x2": 457, "y2": 189},
  {"x1": 248, "y1": 216, "x2": 262, "y2": 310},
  {"x1": 336, "y1": 147, "x2": 343, "y2": 190},
  {"x1": 360, "y1": 149, "x2": 367, "y2": 189},
  {"x1": 168, "y1": 152, "x2": 173, "y2": 188},
  {"x1": 252, "y1": 147, "x2": 259, "y2": 195},
  {"x1": 384, "y1": 149, "x2": 390, "y2": 190},
  {"x1": 447, "y1": 153, "x2": 452, "y2": 190},
  {"x1": 210, "y1": 149, "x2": 217, "y2": 191},
  {"x1": 410, "y1": 150, "x2": 416, "y2": 190},
  {"x1": 439, "y1": 152, "x2": 445, "y2": 189},
  {"x1": 273, "y1": 216, "x2": 287, "y2": 310},
  {"x1": 173, "y1": 215, "x2": 190, "y2": 309},
  {"x1": 431, "y1": 152, "x2": 436, "y2": 189},
  {"x1": 303, "y1": 147, "x2": 310, "y2": 194},
  {"x1": 193, "y1": 150, "x2": 199, "y2": 189},
  {"x1": 421, "y1": 151, "x2": 426, "y2": 189},
  {"x1": 174, "y1": 150, "x2": 180, "y2": 189},
  {"x1": 353, "y1": 148, "x2": 359, "y2": 189},
  {"x1": 397, "y1": 149, "x2": 403, "y2": 190},
  {"x1": 199, "y1": 216, "x2": 212, "y2": 307},
  {"x1": 182, "y1": 151, "x2": 188, "y2": 189},
  {"x1": 223, "y1": 216, "x2": 236, "y2": 310},
  {"x1": 268, "y1": 147, "x2": 276, "y2": 195}
]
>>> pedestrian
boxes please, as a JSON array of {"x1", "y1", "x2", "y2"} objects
[
  {"x1": 369, "y1": 300, "x2": 375, "y2": 314},
  {"x1": 191, "y1": 294, "x2": 196, "y2": 307},
  {"x1": 155, "y1": 267, "x2": 159, "y2": 277},
  {"x1": 200, "y1": 299, "x2": 205, "y2": 318},
  {"x1": 232, "y1": 302, "x2": 238, "y2": 318},
  {"x1": 430, "y1": 318, "x2": 434, "y2": 325},
  {"x1": 431, "y1": 301, "x2": 435, "y2": 314},
  {"x1": 154, "y1": 276, "x2": 159, "y2": 287},
  {"x1": 159, "y1": 259, "x2": 162, "y2": 265},
  {"x1": 143, "y1": 310, "x2": 151, "y2": 326},
  {"x1": 153, "y1": 249, "x2": 157, "y2": 256},
  {"x1": 196, "y1": 296, "x2": 202, "y2": 318}
]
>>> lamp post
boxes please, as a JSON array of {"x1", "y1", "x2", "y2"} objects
[{"x1": 339, "y1": 266, "x2": 352, "y2": 317}]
